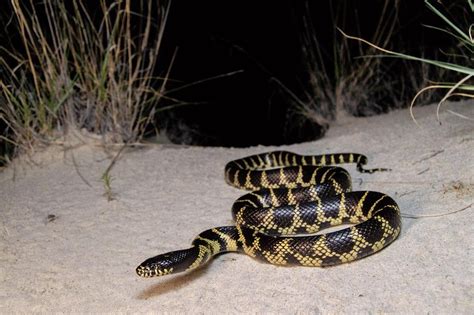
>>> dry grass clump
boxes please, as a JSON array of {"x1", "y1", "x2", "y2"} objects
[
  {"x1": 344, "y1": 0, "x2": 473, "y2": 124},
  {"x1": 0, "y1": 0, "x2": 170, "y2": 161},
  {"x1": 296, "y1": 1, "x2": 469, "y2": 129},
  {"x1": 296, "y1": 1, "x2": 403, "y2": 128}
]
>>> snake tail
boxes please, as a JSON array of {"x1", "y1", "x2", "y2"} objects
[{"x1": 224, "y1": 151, "x2": 390, "y2": 189}]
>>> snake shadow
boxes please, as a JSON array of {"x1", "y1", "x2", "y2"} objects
[{"x1": 136, "y1": 262, "x2": 211, "y2": 299}]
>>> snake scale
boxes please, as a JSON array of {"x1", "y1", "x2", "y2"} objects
[{"x1": 136, "y1": 151, "x2": 401, "y2": 278}]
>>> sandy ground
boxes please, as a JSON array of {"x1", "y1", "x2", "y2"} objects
[{"x1": 0, "y1": 101, "x2": 473, "y2": 313}]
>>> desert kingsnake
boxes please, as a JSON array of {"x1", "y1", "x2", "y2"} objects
[{"x1": 136, "y1": 151, "x2": 401, "y2": 277}]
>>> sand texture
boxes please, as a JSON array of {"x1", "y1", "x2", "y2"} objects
[{"x1": 1, "y1": 101, "x2": 473, "y2": 313}]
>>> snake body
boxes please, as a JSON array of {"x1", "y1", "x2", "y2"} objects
[{"x1": 136, "y1": 151, "x2": 401, "y2": 278}]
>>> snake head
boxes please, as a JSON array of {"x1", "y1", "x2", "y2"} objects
[
  {"x1": 136, "y1": 248, "x2": 198, "y2": 278},
  {"x1": 136, "y1": 261, "x2": 174, "y2": 278}
]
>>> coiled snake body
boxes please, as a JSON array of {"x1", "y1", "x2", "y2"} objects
[{"x1": 136, "y1": 151, "x2": 401, "y2": 277}]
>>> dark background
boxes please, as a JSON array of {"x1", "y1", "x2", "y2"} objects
[
  {"x1": 155, "y1": 0, "x2": 454, "y2": 146},
  {"x1": 0, "y1": 0, "x2": 461, "y2": 151}
]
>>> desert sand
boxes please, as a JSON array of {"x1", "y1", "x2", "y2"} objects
[{"x1": 0, "y1": 100, "x2": 473, "y2": 313}]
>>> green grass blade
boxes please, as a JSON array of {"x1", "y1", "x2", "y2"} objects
[
  {"x1": 341, "y1": 29, "x2": 474, "y2": 76},
  {"x1": 423, "y1": 24, "x2": 473, "y2": 50},
  {"x1": 424, "y1": 0, "x2": 472, "y2": 43}
]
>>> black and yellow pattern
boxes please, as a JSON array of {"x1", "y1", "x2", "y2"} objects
[{"x1": 136, "y1": 151, "x2": 401, "y2": 278}]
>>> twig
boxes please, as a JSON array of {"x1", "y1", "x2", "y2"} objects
[
  {"x1": 435, "y1": 74, "x2": 473, "y2": 124},
  {"x1": 101, "y1": 144, "x2": 127, "y2": 201},
  {"x1": 417, "y1": 168, "x2": 430, "y2": 175},
  {"x1": 360, "y1": 180, "x2": 433, "y2": 185},
  {"x1": 446, "y1": 109, "x2": 474, "y2": 121},
  {"x1": 401, "y1": 203, "x2": 473, "y2": 219},
  {"x1": 413, "y1": 150, "x2": 444, "y2": 164},
  {"x1": 71, "y1": 151, "x2": 92, "y2": 188},
  {"x1": 397, "y1": 190, "x2": 416, "y2": 198}
]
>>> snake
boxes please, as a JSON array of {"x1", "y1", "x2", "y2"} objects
[{"x1": 136, "y1": 151, "x2": 401, "y2": 278}]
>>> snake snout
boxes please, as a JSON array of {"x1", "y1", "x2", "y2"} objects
[
  {"x1": 136, "y1": 256, "x2": 175, "y2": 278},
  {"x1": 136, "y1": 248, "x2": 199, "y2": 277}
]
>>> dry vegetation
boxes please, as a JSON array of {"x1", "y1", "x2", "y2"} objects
[
  {"x1": 344, "y1": 0, "x2": 473, "y2": 125},
  {"x1": 0, "y1": 0, "x2": 171, "y2": 164},
  {"x1": 296, "y1": 0, "x2": 472, "y2": 128},
  {"x1": 0, "y1": 0, "x2": 471, "y2": 166},
  {"x1": 295, "y1": 0, "x2": 404, "y2": 128}
]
